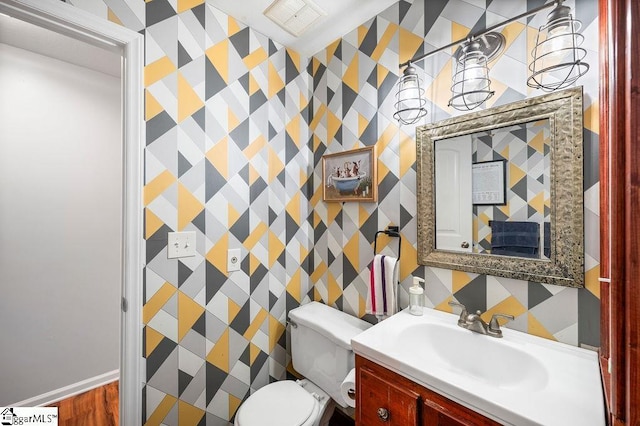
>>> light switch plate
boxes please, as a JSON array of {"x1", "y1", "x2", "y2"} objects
[
  {"x1": 167, "y1": 231, "x2": 196, "y2": 259},
  {"x1": 227, "y1": 248, "x2": 241, "y2": 272}
]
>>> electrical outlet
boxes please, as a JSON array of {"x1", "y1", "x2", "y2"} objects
[
  {"x1": 227, "y1": 248, "x2": 241, "y2": 272},
  {"x1": 167, "y1": 232, "x2": 196, "y2": 259}
]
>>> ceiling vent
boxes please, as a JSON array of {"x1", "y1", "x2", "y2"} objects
[{"x1": 264, "y1": 0, "x2": 326, "y2": 37}]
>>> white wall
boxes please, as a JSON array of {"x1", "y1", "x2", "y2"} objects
[{"x1": 0, "y1": 42, "x2": 121, "y2": 405}]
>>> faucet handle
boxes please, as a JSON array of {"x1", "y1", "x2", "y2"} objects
[
  {"x1": 448, "y1": 301, "x2": 468, "y2": 326},
  {"x1": 488, "y1": 313, "x2": 515, "y2": 337}
]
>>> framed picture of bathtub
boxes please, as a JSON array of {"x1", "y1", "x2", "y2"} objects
[{"x1": 322, "y1": 146, "x2": 377, "y2": 202}]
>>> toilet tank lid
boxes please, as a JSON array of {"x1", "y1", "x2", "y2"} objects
[{"x1": 289, "y1": 302, "x2": 372, "y2": 349}]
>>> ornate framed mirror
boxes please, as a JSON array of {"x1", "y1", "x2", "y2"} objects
[{"x1": 417, "y1": 87, "x2": 584, "y2": 287}]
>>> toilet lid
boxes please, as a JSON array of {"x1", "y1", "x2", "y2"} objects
[{"x1": 236, "y1": 381, "x2": 316, "y2": 426}]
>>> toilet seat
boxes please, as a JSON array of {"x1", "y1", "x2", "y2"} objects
[{"x1": 235, "y1": 381, "x2": 319, "y2": 426}]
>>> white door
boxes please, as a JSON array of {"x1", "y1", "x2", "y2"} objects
[{"x1": 435, "y1": 136, "x2": 473, "y2": 252}]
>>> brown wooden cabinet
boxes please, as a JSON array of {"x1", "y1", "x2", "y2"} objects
[{"x1": 356, "y1": 356, "x2": 500, "y2": 426}]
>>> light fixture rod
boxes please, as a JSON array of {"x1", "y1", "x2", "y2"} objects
[{"x1": 399, "y1": 0, "x2": 562, "y2": 68}]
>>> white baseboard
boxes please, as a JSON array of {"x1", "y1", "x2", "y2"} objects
[{"x1": 11, "y1": 370, "x2": 119, "y2": 407}]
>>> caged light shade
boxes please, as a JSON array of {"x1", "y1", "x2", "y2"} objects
[
  {"x1": 393, "y1": 63, "x2": 428, "y2": 125},
  {"x1": 527, "y1": 2, "x2": 589, "y2": 91},
  {"x1": 448, "y1": 38, "x2": 494, "y2": 111}
]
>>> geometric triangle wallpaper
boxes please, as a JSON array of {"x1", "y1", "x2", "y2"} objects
[{"x1": 70, "y1": 0, "x2": 600, "y2": 424}]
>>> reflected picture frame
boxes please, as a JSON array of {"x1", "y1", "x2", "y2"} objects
[
  {"x1": 322, "y1": 146, "x2": 377, "y2": 202},
  {"x1": 471, "y1": 159, "x2": 507, "y2": 205}
]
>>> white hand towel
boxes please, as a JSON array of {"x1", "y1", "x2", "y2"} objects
[{"x1": 366, "y1": 255, "x2": 398, "y2": 316}]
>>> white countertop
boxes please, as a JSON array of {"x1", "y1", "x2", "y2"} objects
[{"x1": 351, "y1": 307, "x2": 606, "y2": 426}]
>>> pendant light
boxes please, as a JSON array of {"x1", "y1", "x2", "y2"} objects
[
  {"x1": 448, "y1": 34, "x2": 503, "y2": 111},
  {"x1": 527, "y1": 1, "x2": 589, "y2": 91},
  {"x1": 393, "y1": 62, "x2": 428, "y2": 125}
]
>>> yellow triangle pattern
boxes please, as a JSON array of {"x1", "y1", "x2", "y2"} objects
[
  {"x1": 228, "y1": 299, "x2": 241, "y2": 324},
  {"x1": 377, "y1": 65, "x2": 390, "y2": 89},
  {"x1": 483, "y1": 296, "x2": 526, "y2": 323},
  {"x1": 249, "y1": 252, "x2": 262, "y2": 275},
  {"x1": 206, "y1": 328, "x2": 230, "y2": 373},
  {"x1": 286, "y1": 116, "x2": 301, "y2": 147},
  {"x1": 145, "y1": 326, "x2": 164, "y2": 357},
  {"x1": 328, "y1": 273, "x2": 341, "y2": 306},
  {"x1": 528, "y1": 130, "x2": 545, "y2": 153},
  {"x1": 286, "y1": 48, "x2": 301, "y2": 73},
  {"x1": 145, "y1": 56, "x2": 176, "y2": 88},
  {"x1": 249, "y1": 343, "x2": 261, "y2": 365},
  {"x1": 326, "y1": 39, "x2": 341, "y2": 65},
  {"x1": 178, "y1": 291, "x2": 205, "y2": 342},
  {"x1": 310, "y1": 261, "x2": 327, "y2": 284},
  {"x1": 177, "y1": 0, "x2": 204, "y2": 13},
  {"x1": 398, "y1": 236, "x2": 418, "y2": 281},
  {"x1": 206, "y1": 40, "x2": 229, "y2": 84},
  {"x1": 178, "y1": 401, "x2": 205, "y2": 426},
  {"x1": 144, "y1": 170, "x2": 176, "y2": 206},
  {"x1": 585, "y1": 265, "x2": 601, "y2": 298},
  {"x1": 145, "y1": 89, "x2": 164, "y2": 121},
  {"x1": 244, "y1": 135, "x2": 266, "y2": 160},
  {"x1": 143, "y1": 282, "x2": 176, "y2": 324},
  {"x1": 107, "y1": 8, "x2": 123, "y2": 26},
  {"x1": 145, "y1": 395, "x2": 177, "y2": 426},
  {"x1": 229, "y1": 396, "x2": 242, "y2": 420},
  {"x1": 269, "y1": 146, "x2": 285, "y2": 183},
  {"x1": 326, "y1": 202, "x2": 342, "y2": 224},
  {"x1": 343, "y1": 233, "x2": 359, "y2": 272},
  {"x1": 399, "y1": 130, "x2": 416, "y2": 178},
  {"x1": 269, "y1": 230, "x2": 285, "y2": 268},
  {"x1": 327, "y1": 110, "x2": 342, "y2": 142},
  {"x1": 206, "y1": 233, "x2": 229, "y2": 276},
  {"x1": 452, "y1": 270, "x2": 471, "y2": 293},
  {"x1": 287, "y1": 268, "x2": 302, "y2": 302},
  {"x1": 228, "y1": 204, "x2": 240, "y2": 228},
  {"x1": 268, "y1": 61, "x2": 285, "y2": 99},
  {"x1": 527, "y1": 313, "x2": 556, "y2": 341},
  {"x1": 286, "y1": 192, "x2": 301, "y2": 225},
  {"x1": 178, "y1": 183, "x2": 204, "y2": 231},
  {"x1": 358, "y1": 113, "x2": 368, "y2": 137},
  {"x1": 207, "y1": 137, "x2": 229, "y2": 179},
  {"x1": 243, "y1": 308, "x2": 268, "y2": 340},
  {"x1": 243, "y1": 47, "x2": 268, "y2": 70},
  {"x1": 529, "y1": 192, "x2": 545, "y2": 214},
  {"x1": 584, "y1": 101, "x2": 599, "y2": 134},
  {"x1": 399, "y1": 27, "x2": 424, "y2": 64},
  {"x1": 145, "y1": 208, "x2": 164, "y2": 239},
  {"x1": 177, "y1": 72, "x2": 204, "y2": 123},
  {"x1": 244, "y1": 222, "x2": 268, "y2": 250},
  {"x1": 343, "y1": 52, "x2": 359, "y2": 92},
  {"x1": 509, "y1": 163, "x2": 526, "y2": 187},
  {"x1": 371, "y1": 23, "x2": 398, "y2": 62},
  {"x1": 269, "y1": 314, "x2": 286, "y2": 352},
  {"x1": 228, "y1": 16, "x2": 241, "y2": 36}
]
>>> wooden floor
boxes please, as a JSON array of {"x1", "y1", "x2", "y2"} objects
[{"x1": 48, "y1": 381, "x2": 118, "y2": 426}]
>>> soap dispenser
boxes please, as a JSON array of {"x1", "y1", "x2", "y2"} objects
[{"x1": 409, "y1": 277, "x2": 425, "y2": 315}]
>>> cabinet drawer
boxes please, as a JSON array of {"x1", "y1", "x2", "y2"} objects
[{"x1": 357, "y1": 365, "x2": 419, "y2": 425}]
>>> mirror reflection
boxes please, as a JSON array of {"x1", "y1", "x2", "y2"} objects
[
  {"x1": 416, "y1": 87, "x2": 584, "y2": 287},
  {"x1": 434, "y1": 120, "x2": 551, "y2": 260}
]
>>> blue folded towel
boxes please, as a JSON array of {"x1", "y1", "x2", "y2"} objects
[{"x1": 490, "y1": 221, "x2": 540, "y2": 257}]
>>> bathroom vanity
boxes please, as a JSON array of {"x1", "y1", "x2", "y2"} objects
[
  {"x1": 351, "y1": 307, "x2": 605, "y2": 426},
  {"x1": 356, "y1": 355, "x2": 498, "y2": 425}
]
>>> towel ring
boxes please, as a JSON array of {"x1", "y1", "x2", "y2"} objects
[{"x1": 374, "y1": 226, "x2": 401, "y2": 259}]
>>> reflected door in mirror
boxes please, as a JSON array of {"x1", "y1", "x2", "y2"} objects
[{"x1": 435, "y1": 137, "x2": 472, "y2": 252}]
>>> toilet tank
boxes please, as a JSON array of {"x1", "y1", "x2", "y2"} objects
[{"x1": 288, "y1": 302, "x2": 372, "y2": 407}]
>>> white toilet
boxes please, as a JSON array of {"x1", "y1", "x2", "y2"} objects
[{"x1": 234, "y1": 301, "x2": 371, "y2": 426}]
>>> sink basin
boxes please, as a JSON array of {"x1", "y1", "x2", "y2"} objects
[
  {"x1": 351, "y1": 307, "x2": 605, "y2": 426},
  {"x1": 397, "y1": 323, "x2": 548, "y2": 391}
]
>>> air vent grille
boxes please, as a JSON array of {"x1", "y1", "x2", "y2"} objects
[{"x1": 264, "y1": 0, "x2": 326, "y2": 37}]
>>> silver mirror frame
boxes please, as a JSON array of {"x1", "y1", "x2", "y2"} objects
[{"x1": 417, "y1": 87, "x2": 584, "y2": 287}]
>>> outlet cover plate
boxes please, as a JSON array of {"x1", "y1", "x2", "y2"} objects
[
  {"x1": 167, "y1": 231, "x2": 196, "y2": 258},
  {"x1": 227, "y1": 248, "x2": 241, "y2": 272}
]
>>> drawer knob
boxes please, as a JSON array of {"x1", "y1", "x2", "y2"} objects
[{"x1": 377, "y1": 407, "x2": 389, "y2": 421}]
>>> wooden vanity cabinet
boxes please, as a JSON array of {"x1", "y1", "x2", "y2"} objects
[{"x1": 356, "y1": 355, "x2": 500, "y2": 426}]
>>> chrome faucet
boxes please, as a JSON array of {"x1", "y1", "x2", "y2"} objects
[{"x1": 448, "y1": 301, "x2": 514, "y2": 338}]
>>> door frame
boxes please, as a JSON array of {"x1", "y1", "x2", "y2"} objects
[{"x1": 0, "y1": 0, "x2": 144, "y2": 424}]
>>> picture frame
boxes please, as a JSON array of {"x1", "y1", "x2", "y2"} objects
[
  {"x1": 322, "y1": 146, "x2": 377, "y2": 202},
  {"x1": 471, "y1": 159, "x2": 507, "y2": 205}
]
